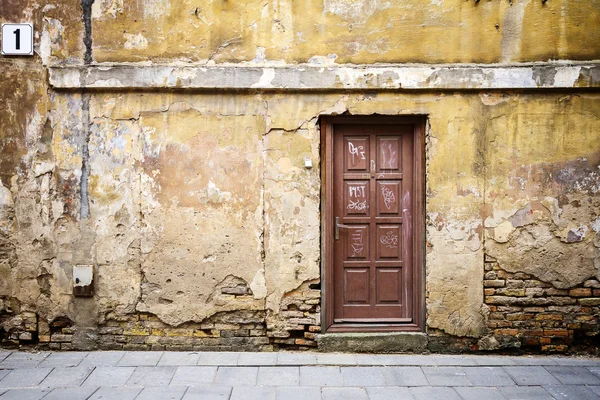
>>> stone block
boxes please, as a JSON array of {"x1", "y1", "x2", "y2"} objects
[
  {"x1": 51, "y1": 334, "x2": 73, "y2": 343},
  {"x1": 484, "y1": 280, "x2": 506, "y2": 288}
]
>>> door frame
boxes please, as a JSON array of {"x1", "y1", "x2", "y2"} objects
[{"x1": 320, "y1": 115, "x2": 426, "y2": 333}]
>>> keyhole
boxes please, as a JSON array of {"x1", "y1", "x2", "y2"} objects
[{"x1": 75, "y1": 277, "x2": 80, "y2": 284}]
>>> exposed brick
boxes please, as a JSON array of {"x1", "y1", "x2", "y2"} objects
[
  {"x1": 495, "y1": 288, "x2": 526, "y2": 297},
  {"x1": 543, "y1": 329, "x2": 569, "y2": 337},
  {"x1": 523, "y1": 307, "x2": 545, "y2": 313},
  {"x1": 536, "y1": 313, "x2": 563, "y2": 321},
  {"x1": 579, "y1": 298, "x2": 600, "y2": 306},
  {"x1": 484, "y1": 271, "x2": 497, "y2": 280},
  {"x1": 506, "y1": 280, "x2": 526, "y2": 289},
  {"x1": 484, "y1": 280, "x2": 506, "y2": 288},
  {"x1": 584, "y1": 280, "x2": 600, "y2": 288},
  {"x1": 495, "y1": 329, "x2": 518, "y2": 336},
  {"x1": 569, "y1": 288, "x2": 592, "y2": 297},
  {"x1": 484, "y1": 288, "x2": 495, "y2": 296},
  {"x1": 525, "y1": 288, "x2": 544, "y2": 297}
]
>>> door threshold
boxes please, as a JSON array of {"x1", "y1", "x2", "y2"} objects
[{"x1": 317, "y1": 331, "x2": 428, "y2": 353}]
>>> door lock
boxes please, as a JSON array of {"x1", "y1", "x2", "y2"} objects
[{"x1": 335, "y1": 216, "x2": 350, "y2": 240}]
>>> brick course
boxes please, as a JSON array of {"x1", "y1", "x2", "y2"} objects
[{"x1": 483, "y1": 261, "x2": 600, "y2": 352}]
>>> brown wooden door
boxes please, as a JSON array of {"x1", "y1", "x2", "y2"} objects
[{"x1": 331, "y1": 123, "x2": 417, "y2": 325}]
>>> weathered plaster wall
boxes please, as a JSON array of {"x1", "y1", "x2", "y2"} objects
[
  {"x1": 2, "y1": 85, "x2": 599, "y2": 351},
  {"x1": 89, "y1": 0, "x2": 600, "y2": 64},
  {"x1": 2, "y1": 0, "x2": 600, "y2": 352}
]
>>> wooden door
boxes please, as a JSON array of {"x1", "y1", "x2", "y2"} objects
[{"x1": 323, "y1": 117, "x2": 423, "y2": 331}]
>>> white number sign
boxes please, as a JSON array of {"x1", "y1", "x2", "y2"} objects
[{"x1": 2, "y1": 23, "x2": 34, "y2": 56}]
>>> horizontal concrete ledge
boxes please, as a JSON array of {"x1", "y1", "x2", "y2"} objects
[
  {"x1": 317, "y1": 332, "x2": 428, "y2": 353},
  {"x1": 48, "y1": 63, "x2": 600, "y2": 91}
]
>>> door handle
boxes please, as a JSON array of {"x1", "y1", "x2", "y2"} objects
[{"x1": 335, "y1": 216, "x2": 350, "y2": 240}]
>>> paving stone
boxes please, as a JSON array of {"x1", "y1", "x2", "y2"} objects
[
  {"x1": 0, "y1": 353, "x2": 11, "y2": 363},
  {"x1": 588, "y1": 386, "x2": 600, "y2": 396},
  {"x1": 238, "y1": 352, "x2": 278, "y2": 366},
  {"x1": 230, "y1": 386, "x2": 276, "y2": 400},
  {"x1": 366, "y1": 386, "x2": 415, "y2": 400},
  {"x1": 135, "y1": 386, "x2": 187, "y2": 400},
  {"x1": 390, "y1": 356, "x2": 437, "y2": 366},
  {"x1": 277, "y1": 352, "x2": 317, "y2": 365},
  {"x1": 82, "y1": 367, "x2": 136, "y2": 387},
  {"x1": 214, "y1": 367, "x2": 258, "y2": 386},
  {"x1": 0, "y1": 353, "x2": 49, "y2": 369},
  {"x1": 198, "y1": 352, "x2": 239, "y2": 366},
  {"x1": 380, "y1": 366, "x2": 429, "y2": 386},
  {"x1": 159, "y1": 352, "x2": 201, "y2": 366},
  {"x1": 0, "y1": 388, "x2": 52, "y2": 400},
  {"x1": 182, "y1": 386, "x2": 232, "y2": 400},
  {"x1": 463, "y1": 367, "x2": 516, "y2": 386},
  {"x1": 409, "y1": 386, "x2": 462, "y2": 400},
  {"x1": 0, "y1": 368, "x2": 53, "y2": 388},
  {"x1": 340, "y1": 366, "x2": 386, "y2": 386},
  {"x1": 422, "y1": 367, "x2": 472, "y2": 386},
  {"x1": 87, "y1": 387, "x2": 142, "y2": 400},
  {"x1": 503, "y1": 367, "x2": 560, "y2": 386},
  {"x1": 37, "y1": 352, "x2": 88, "y2": 368},
  {"x1": 275, "y1": 387, "x2": 321, "y2": 400},
  {"x1": 453, "y1": 386, "x2": 507, "y2": 400},
  {"x1": 511, "y1": 357, "x2": 557, "y2": 366},
  {"x1": 545, "y1": 366, "x2": 600, "y2": 385},
  {"x1": 317, "y1": 354, "x2": 357, "y2": 365},
  {"x1": 42, "y1": 386, "x2": 99, "y2": 400},
  {"x1": 170, "y1": 366, "x2": 218, "y2": 386},
  {"x1": 499, "y1": 386, "x2": 554, "y2": 399},
  {"x1": 322, "y1": 387, "x2": 369, "y2": 400},
  {"x1": 80, "y1": 352, "x2": 125, "y2": 367},
  {"x1": 299, "y1": 366, "x2": 342, "y2": 386},
  {"x1": 0, "y1": 371, "x2": 9, "y2": 382},
  {"x1": 474, "y1": 357, "x2": 517, "y2": 366},
  {"x1": 257, "y1": 367, "x2": 299, "y2": 386},
  {"x1": 117, "y1": 352, "x2": 163, "y2": 367},
  {"x1": 355, "y1": 355, "x2": 434, "y2": 366},
  {"x1": 126, "y1": 366, "x2": 177, "y2": 386},
  {"x1": 434, "y1": 356, "x2": 478, "y2": 366},
  {"x1": 551, "y1": 357, "x2": 600, "y2": 366},
  {"x1": 543, "y1": 385, "x2": 599, "y2": 400},
  {"x1": 588, "y1": 367, "x2": 600, "y2": 377},
  {"x1": 40, "y1": 366, "x2": 94, "y2": 387}
]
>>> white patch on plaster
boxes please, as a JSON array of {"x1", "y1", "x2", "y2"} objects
[
  {"x1": 493, "y1": 221, "x2": 515, "y2": 243},
  {"x1": 143, "y1": 0, "x2": 170, "y2": 19},
  {"x1": 251, "y1": 68, "x2": 275, "y2": 88},
  {"x1": 324, "y1": 0, "x2": 378, "y2": 23},
  {"x1": 39, "y1": 29, "x2": 51, "y2": 66},
  {"x1": 554, "y1": 67, "x2": 581, "y2": 87},
  {"x1": 250, "y1": 269, "x2": 267, "y2": 299},
  {"x1": 592, "y1": 217, "x2": 600, "y2": 233},
  {"x1": 124, "y1": 33, "x2": 149, "y2": 50},
  {"x1": 500, "y1": 0, "x2": 531, "y2": 63},
  {"x1": 0, "y1": 183, "x2": 13, "y2": 208}
]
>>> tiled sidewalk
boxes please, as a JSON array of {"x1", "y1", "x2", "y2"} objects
[{"x1": 0, "y1": 351, "x2": 599, "y2": 399}]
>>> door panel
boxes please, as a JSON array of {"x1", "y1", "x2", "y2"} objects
[{"x1": 332, "y1": 124, "x2": 415, "y2": 323}]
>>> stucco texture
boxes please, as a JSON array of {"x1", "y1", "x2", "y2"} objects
[
  {"x1": 2, "y1": 86, "x2": 600, "y2": 342},
  {"x1": 90, "y1": 0, "x2": 600, "y2": 64}
]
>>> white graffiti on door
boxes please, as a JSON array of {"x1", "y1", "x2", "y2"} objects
[
  {"x1": 381, "y1": 185, "x2": 395, "y2": 210},
  {"x1": 350, "y1": 230, "x2": 364, "y2": 257},
  {"x1": 380, "y1": 231, "x2": 398, "y2": 248},
  {"x1": 348, "y1": 185, "x2": 367, "y2": 211},
  {"x1": 348, "y1": 142, "x2": 366, "y2": 165},
  {"x1": 381, "y1": 142, "x2": 397, "y2": 170}
]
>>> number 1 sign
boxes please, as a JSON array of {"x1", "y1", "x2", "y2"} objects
[{"x1": 2, "y1": 23, "x2": 34, "y2": 56}]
